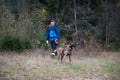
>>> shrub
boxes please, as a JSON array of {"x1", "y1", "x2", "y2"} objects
[
  {"x1": 106, "y1": 38, "x2": 120, "y2": 51},
  {"x1": 20, "y1": 35, "x2": 32, "y2": 50},
  {"x1": 109, "y1": 42, "x2": 120, "y2": 51},
  {"x1": 34, "y1": 30, "x2": 50, "y2": 50},
  {"x1": 0, "y1": 33, "x2": 31, "y2": 52}
]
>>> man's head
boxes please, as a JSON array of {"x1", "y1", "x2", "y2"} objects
[{"x1": 50, "y1": 21, "x2": 55, "y2": 26}]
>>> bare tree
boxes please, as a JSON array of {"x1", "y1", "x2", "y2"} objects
[{"x1": 73, "y1": 0, "x2": 78, "y2": 41}]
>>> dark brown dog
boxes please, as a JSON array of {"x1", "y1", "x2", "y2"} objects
[{"x1": 54, "y1": 43, "x2": 76, "y2": 63}]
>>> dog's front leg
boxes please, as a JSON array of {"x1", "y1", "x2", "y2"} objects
[
  {"x1": 68, "y1": 55, "x2": 71, "y2": 63},
  {"x1": 57, "y1": 54, "x2": 60, "y2": 61},
  {"x1": 61, "y1": 55, "x2": 64, "y2": 63},
  {"x1": 63, "y1": 53, "x2": 67, "y2": 63}
]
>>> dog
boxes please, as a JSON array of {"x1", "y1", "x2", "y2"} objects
[{"x1": 54, "y1": 43, "x2": 76, "y2": 63}]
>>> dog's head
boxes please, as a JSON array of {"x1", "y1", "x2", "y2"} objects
[{"x1": 67, "y1": 43, "x2": 76, "y2": 51}]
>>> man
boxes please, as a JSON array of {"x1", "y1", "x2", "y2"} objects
[{"x1": 46, "y1": 21, "x2": 60, "y2": 56}]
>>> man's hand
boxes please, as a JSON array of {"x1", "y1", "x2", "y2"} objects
[
  {"x1": 55, "y1": 39, "x2": 59, "y2": 44},
  {"x1": 46, "y1": 40, "x2": 48, "y2": 44}
]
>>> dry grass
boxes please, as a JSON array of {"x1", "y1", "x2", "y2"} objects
[{"x1": 0, "y1": 49, "x2": 120, "y2": 80}]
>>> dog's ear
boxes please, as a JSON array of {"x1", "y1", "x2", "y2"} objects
[
  {"x1": 70, "y1": 43, "x2": 77, "y2": 50},
  {"x1": 71, "y1": 43, "x2": 76, "y2": 47}
]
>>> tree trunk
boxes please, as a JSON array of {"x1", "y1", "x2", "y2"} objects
[
  {"x1": 73, "y1": 0, "x2": 78, "y2": 41},
  {"x1": 105, "y1": 0, "x2": 109, "y2": 46}
]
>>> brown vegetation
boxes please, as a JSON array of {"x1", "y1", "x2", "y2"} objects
[{"x1": 0, "y1": 49, "x2": 120, "y2": 80}]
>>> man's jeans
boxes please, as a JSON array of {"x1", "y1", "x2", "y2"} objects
[{"x1": 50, "y1": 40, "x2": 57, "y2": 53}]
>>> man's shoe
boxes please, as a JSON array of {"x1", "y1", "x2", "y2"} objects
[
  {"x1": 50, "y1": 53, "x2": 55, "y2": 58},
  {"x1": 51, "y1": 53, "x2": 55, "y2": 56}
]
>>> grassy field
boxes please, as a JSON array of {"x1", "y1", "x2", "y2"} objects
[{"x1": 0, "y1": 49, "x2": 120, "y2": 80}]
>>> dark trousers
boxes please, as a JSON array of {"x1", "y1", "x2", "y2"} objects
[{"x1": 50, "y1": 40, "x2": 57, "y2": 53}]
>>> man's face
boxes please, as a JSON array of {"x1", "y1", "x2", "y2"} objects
[{"x1": 50, "y1": 22, "x2": 55, "y2": 26}]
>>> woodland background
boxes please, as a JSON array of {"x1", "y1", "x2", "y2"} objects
[{"x1": 0, "y1": 0, "x2": 120, "y2": 51}]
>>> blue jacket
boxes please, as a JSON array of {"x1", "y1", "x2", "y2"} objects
[{"x1": 46, "y1": 26, "x2": 60, "y2": 41}]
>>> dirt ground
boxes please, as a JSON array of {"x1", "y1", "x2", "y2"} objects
[{"x1": 0, "y1": 49, "x2": 120, "y2": 80}]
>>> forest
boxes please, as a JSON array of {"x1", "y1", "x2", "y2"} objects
[
  {"x1": 0, "y1": 0, "x2": 120, "y2": 80},
  {"x1": 0, "y1": 0, "x2": 120, "y2": 51}
]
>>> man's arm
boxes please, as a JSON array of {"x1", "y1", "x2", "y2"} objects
[{"x1": 46, "y1": 27, "x2": 50, "y2": 43}]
